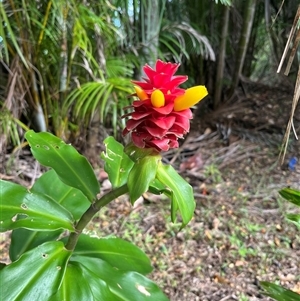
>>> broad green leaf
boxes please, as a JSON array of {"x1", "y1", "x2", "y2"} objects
[
  {"x1": 156, "y1": 162, "x2": 195, "y2": 227},
  {"x1": 286, "y1": 214, "x2": 300, "y2": 227},
  {"x1": 9, "y1": 170, "x2": 90, "y2": 261},
  {"x1": 101, "y1": 137, "x2": 134, "y2": 188},
  {"x1": 25, "y1": 130, "x2": 100, "y2": 202},
  {"x1": 0, "y1": 180, "x2": 74, "y2": 232},
  {"x1": 71, "y1": 234, "x2": 152, "y2": 274},
  {"x1": 279, "y1": 188, "x2": 300, "y2": 207},
  {"x1": 171, "y1": 195, "x2": 179, "y2": 223},
  {"x1": 127, "y1": 155, "x2": 160, "y2": 203},
  {"x1": 50, "y1": 262, "x2": 94, "y2": 301},
  {"x1": 148, "y1": 178, "x2": 172, "y2": 197},
  {"x1": 0, "y1": 262, "x2": 6, "y2": 270},
  {"x1": 0, "y1": 241, "x2": 72, "y2": 301},
  {"x1": 86, "y1": 274, "x2": 124, "y2": 301},
  {"x1": 32, "y1": 170, "x2": 91, "y2": 220},
  {"x1": 124, "y1": 143, "x2": 160, "y2": 162},
  {"x1": 260, "y1": 281, "x2": 300, "y2": 301},
  {"x1": 148, "y1": 179, "x2": 176, "y2": 219},
  {"x1": 10, "y1": 228, "x2": 62, "y2": 262},
  {"x1": 148, "y1": 177, "x2": 179, "y2": 222},
  {"x1": 53, "y1": 262, "x2": 138, "y2": 300},
  {"x1": 73, "y1": 256, "x2": 170, "y2": 301}
]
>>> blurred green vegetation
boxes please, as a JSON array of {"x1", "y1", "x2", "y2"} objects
[{"x1": 0, "y1": 0, "x2": 298, "y2": 152}]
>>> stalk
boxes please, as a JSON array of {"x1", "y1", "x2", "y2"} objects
[{"x1": 65, "y1": 184, "x2": 129, "y2": 251}]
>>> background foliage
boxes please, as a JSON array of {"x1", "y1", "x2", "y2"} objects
[{"x1": 0, "y1": 0, "x2": 299, "y2": 155}]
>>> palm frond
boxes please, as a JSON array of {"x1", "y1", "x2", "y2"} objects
[
  {"x1": 65, "y1": 76, "x2": 133, "y2": 133},
  {"x1": 0, "y1": 1, "x2": 28, "y2": 67},
  {"x1": 106, "y1": 58, "x2": 134, "y2": 78},
  {"x1": 160, "y1": 22, "x2": 215, "y2": 62}
]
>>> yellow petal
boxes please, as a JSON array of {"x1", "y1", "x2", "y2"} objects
[
  {"x1": 151, "y1": 89, "x2": 165, "y2": 108},
  {"x1": 134, "y1": 86, "x2": 148, "y2": 101},
  {"x1": 174, "y1": 85, "x2": 208, "y2": 111}
]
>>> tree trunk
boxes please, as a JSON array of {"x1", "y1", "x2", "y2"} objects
[
  {"x1": 214, "y1": 4, "x2": 230, "y2": 109},
  {"x1": 264, "y1": 0, "x2": 279, "y2": 65},
  {"x1": 56, "y1": 5, "x2": 69, "y2": 137},
  {"x1": 229, "y1": 0, "x2": 257, "y2": 96}
]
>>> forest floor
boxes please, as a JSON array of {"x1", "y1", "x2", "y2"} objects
[{"x1": 1, "y1": 82, "x2": 300, "y2": 301}]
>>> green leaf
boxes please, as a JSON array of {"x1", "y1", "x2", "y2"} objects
[
  {"x1": 127, "y1": 155, "x2": 161, "y2": 203},
  {"x1": 0, "y1": 2, "x2": 29, "y2": 68},
  {"x1": 286, "y1": 214, "x2": 300, "y2": 227},
  {"x1": 68, "y1": 244, "x2": 125, "y2": 300},
  {"x1": 156, "y1": 162, "x2": 195, "y2": 227},
  {"x1": 71, "y1": 234, "x2": 152, "y2": 274},
  {"x1": 50, "y1": 262, "x2": 94, "y2": 301},
  {"x1": 72, "y1": 257, "x2": 170, "y2": 301},
  {"x1": 0, "y1": 241, "x2": 72, "y2": 301},
  {"x1": 32, "y1": 170, "x2": 91, "y2": 220},
  {"x1": 25, "y1": 130, "x2": 100, "y2": 202},
  {"x1": 260, "y1": 281, "x2": 300, "y2": 301},
  {"x1": 0, "y1": 180, "x2": 74, "y2": 232},
  {"x1": 9, "y1": 170, "x2": 90, "y2": 261},
  {"x1": 148, "y1": 178, "x2": 172, "y2": 197},
  {"x1": 279, "y1": 188, "x2": 300, "y2": 207},
  {"x1": 124, "y1": 143, "x2": 159, "y2": 162},
  {"x1": 171, "y1": 195, "x2": 179, "y2": 223},
  {"x1": 0, "y1": 262, "x2": 6, "y2": 270},
  {"x1": 86, "y1": 274, "x2": 124, "y2": 301},
  {"x1": 101, "y1": 136, "x2": 134, "y2": 188},
  {"x1": 9, "y1": 228, "x2": 63, "y2": 262}
]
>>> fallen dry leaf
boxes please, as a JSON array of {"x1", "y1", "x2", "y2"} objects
[
  {"x1": 213, "y1": 274, "x2": 231, "y2": 284},
  {"x1": 179, "y1": 153, "x2": 204, "y2": 171}
]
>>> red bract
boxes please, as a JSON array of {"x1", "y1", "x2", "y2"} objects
[{"x1": 123, "y1": 60, "x2": 208, "y2": 152}]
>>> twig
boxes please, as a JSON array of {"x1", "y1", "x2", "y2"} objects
[
  {"x1": 220, "y1": 295, "x2": 237, "y2": 301},
  {"x1": 30, "y1": 161, "x2": 40, "y2": 187},
  {"x1": 278, "y1": 6, "x2": 300, "y2": 164}
]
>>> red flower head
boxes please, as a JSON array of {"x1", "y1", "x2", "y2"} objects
[{"x1": 123, "y1": 60, "x2": 208, "y2": 152}]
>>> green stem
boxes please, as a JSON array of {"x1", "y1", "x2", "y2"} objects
[{"x1": 65, "y1": 184, "x2": 129, "y2": 250}]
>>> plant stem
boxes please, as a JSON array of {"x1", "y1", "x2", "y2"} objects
[{"x1": 65, "y1": 184, "x2": 129, "y2": 250}]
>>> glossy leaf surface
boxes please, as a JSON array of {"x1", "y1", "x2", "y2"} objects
[
  {"x1": 101, "y1": 136, "x2": 134, "y2": 188},
  {"x1": 9, "y1": 228, "x2": 62, "y2": 262},
  {"x1": 127, "y1": 155, "x2": 160, "y2": 203},
  {"x1": 0, "y1": 263, "x2": 6, "y2": 270},
  {"x1": 73, "y1": 256, "x2": 169, "y2": 301},
  {"x1": 32, "y1": 169, "x2": 91, "y2": 220},
  {"x1": 86, "y1": 275, "x2": 124, "y2": 301},
  {"x1": 25, "y1": 130, "x2": 99, "y2": 202},
  {"x1": 279, "y1": 188, "x2": 300, "y2": 207},
  {"x1": 156, "y1": 162, "x2": 195, "y2": 227},
  {"x1": 148, "y1": 178, "x2": 172, "y2": 197},
  {"x1": 261, "y1": 281, "x2": 300, "y2": 301},
  {"x1": 0, "y1": 241, "x2": 72, "y2": 301},
  {"x1": 0, "y1": 180, "x2": 74, "y2": 232},
  {"x1": 124, "y1": 142, "x2": 159, "y2": 162},
  {"x1": 71, "y1": 234, "x2": 152, "y2": 274},
  {"x1": 49, "y1": 262, "x2": 94, "y2": 301},
  {"x1": 9, "y1": 170, "x2": 90, "y2": 261},
  {"x1": 286, "y1": 213, "x2": 300, "y2": 227}
]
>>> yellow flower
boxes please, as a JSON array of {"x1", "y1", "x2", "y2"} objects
[
  {"x1": 174, "y1": 86, "x2": 208, "y2": 111},
  {"x1": 151, "y1": 90, "x2": 165, "y2": 108}
]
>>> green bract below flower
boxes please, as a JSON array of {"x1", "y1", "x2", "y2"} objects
[{"x1": 122, "y1": 60, "x2": 208, "y2": 152}]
